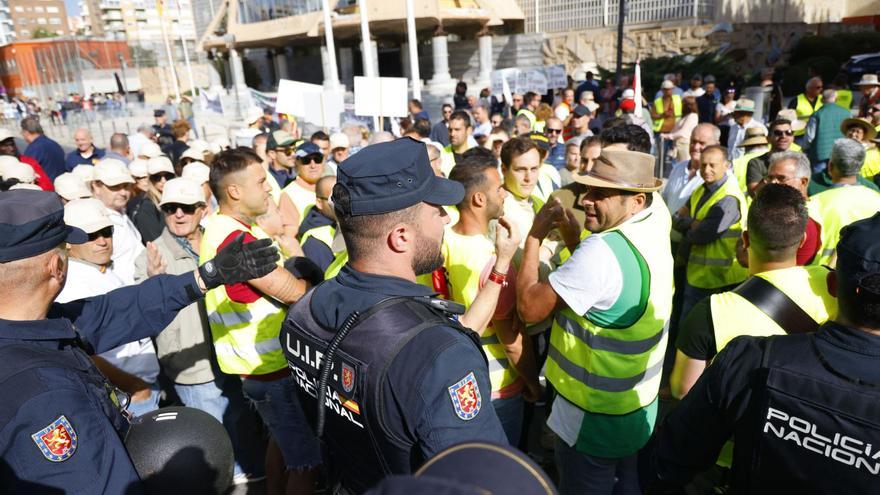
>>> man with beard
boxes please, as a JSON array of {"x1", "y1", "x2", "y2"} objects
[{"x1": 282, "y1": 137, "x2": 508, "y2": 494}]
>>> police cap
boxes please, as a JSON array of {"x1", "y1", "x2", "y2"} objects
[
  {"x1": 334, "y1": 137, "x2": 464, "y2": 216},
  {"x1": 0, "y1": 190, "x2": 87, "y2": 262},
  {"x1": 836, "y1": 212, "x2": 880, "y2": 296}
]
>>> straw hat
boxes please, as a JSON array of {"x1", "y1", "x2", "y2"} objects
[
  {"x1": 854, "y1": 74, "x2": 879, "y2": 87},
  {"x1": 775, "y1": 109, "x2": 806, "y2": 132},
  {"x1": 840, "y1": 118, "x2": 877, "y2": 142},
  {"x1": 738, "y1": 126, "x2": 770, "y2": 147},
  {"x1": 571, "y1": 149, "x2": 661, "y2": 192}
]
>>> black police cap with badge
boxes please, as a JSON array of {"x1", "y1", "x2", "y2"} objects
[{"x1": 0, "y1": 189, "x2": 88, "y2": 262}]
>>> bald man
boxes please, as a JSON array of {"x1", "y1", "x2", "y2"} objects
[
  {"x1": 297, "y1": 175, "x2": 339, "y2": 272},
  {"x1": 65, "y1": 127, "x2": 106, "y2": 171}
]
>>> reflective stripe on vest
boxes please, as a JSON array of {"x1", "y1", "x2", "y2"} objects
[
  {"x1": 686, "y1": 177, "x2": 749, "y2": 289},
  {"x1": 545, "y1": 209, "x2": 674, "y2": 415},
  {"x1": 807, "y1": 186, "x2": 880, "y2": 267},
  {"x1": 282, "y1": 180, "x2": 316, "y2": 220},
  {"x1": 710, "y1": 265, "x2": 837, "y2": 353},
  {"x1": 324, "y1": 249, "x2": 349, "y2": 279},
  {"x1": 517, "y1": 108, "x2": 537, "y2": 130},
  {"x1": 794, "y1": 94, "x2": 823, "y2": 136},
  {"x1": 200, "y1": 213, "x2": 287, "y2": 375},
  {"x1": 300, "y1": 224, "x2": 335, "y2": 250},
  {"x1": 652, "y1": 95, "x2": 682, "y2": 132}
]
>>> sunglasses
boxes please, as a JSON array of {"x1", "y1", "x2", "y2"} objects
[
  {"x1": 88, "y1": 226, "x2": 114, "y2": 241},
  {"x1": 299, "y1": 154, "x2": 323, "y2": 165},
  {"x1": 546, "y1": 128, "x2": 563, "y2": 134},
  {"x1": 276, "y1": 147, "x2": 294, "y2": 155},
  {"x1": 150, "y1": 172, "x2": 175, "y2": 182},
  {"x1": 772, "y1": 130, "x2": 794, "y2": 137},
  {"x1": 161, "y1": 203, "x2": 200, "y2": 215}
]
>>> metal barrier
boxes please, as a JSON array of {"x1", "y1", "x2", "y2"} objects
[{"x1": 516, "y1": 0, "x2": 715, "y2": 34}]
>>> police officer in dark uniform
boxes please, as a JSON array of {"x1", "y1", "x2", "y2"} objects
[
  {"x1": 0, "y1": 189, "x2": 278, "y2": 493},
  {"x1": 281, "y1": 137, "x2": 507, "y2": 494},
  {"x1": 651, "y1": 212, "x2": 880, "y2": 494}
]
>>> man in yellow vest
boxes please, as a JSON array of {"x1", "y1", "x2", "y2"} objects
[
  {"x1": 671, "y1": 183, "x2": 837, "y2": 399},
  {"x1": 517, "y1": 149, "x2": 672, "y2": 494},
  {"x1": 745, "y1": 118, "x2": 796, "y2": 197},
  {"x1": 298, "y1": 176, "x2": 338, "y2": 273},
  {"x1": 674, "y1": 145, "x2": 749, "y2": 319},
  {"x1": 808, "y1": 138, "x2": 880, "y2": 266},
  {"x1": 787, "y1": 77, "x2": 823, "y2": 142},
  {"x1": 282, "y1": 141, "x2": 324, "y2": 223},
  {"x1": 651, "y1": 80, "x2": 682, "y2": 135},
  {"x1": 200, "y1": 147, "x2": 319, "y2": 494},
  {"x1": 440, "y1": 110, "x2": 474, "y2": 176},
  {"x1": 501, "y1": 137, "x2": 545, "y2": 248},
  {"x1": 441, "y1": 153, "x2": 538, "y2": 445}
]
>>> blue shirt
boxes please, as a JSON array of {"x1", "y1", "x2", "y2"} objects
[
  {"x1": 311, "y1": 266, "x2": 507, "y2": 457},
  {"x1": 24, "y1": 134, "x2": 66, "y2": 181},
  {"x1": 268, "y1": 166, "x2": 293, "y2": 189},
  {"x1": 65, "y1": 147, "x2": 106, "y2": 172},
  {"x1": 0, "y1": 273, "x2": 203, "y2": 494},
  {"x1": 546, "y1": 142, "x2": 566, "y2": 170}
]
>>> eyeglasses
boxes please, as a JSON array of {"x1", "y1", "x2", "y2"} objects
[
  {"x1": 161, "y1": 203, "x2": 200, "y2": 215},
  {"x1": 150, "y1": 172, "x2": 175, "y2": 182},
  {"x1": 299, "y1": 154, "x2": 323, "y2": 165},
  {"x1": 278, "y1": 147, "x2": 294, "y2": 156},
  {"x1": 88, "y1": 226, "x2": 114, "y2": 241},
  {"x1": 763, "y1": 174, "x2": 797, "y2": 184},
  {"x1": 772, "y1": 130, "x2": 794, "y2": 137},
  {"x1": 546, "y1": 128, "x2": 563, "y2": 134}
]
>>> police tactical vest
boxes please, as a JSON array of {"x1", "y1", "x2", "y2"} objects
[
  {"x1": 687, "y1": 177, "x2": 749, "y2": 289},
  {"x1": 737, "y1": 333, "x2": 880, "y2": 494},
  {"x1": 281, "y1": 290, "x2": 483, "y2": 494}
]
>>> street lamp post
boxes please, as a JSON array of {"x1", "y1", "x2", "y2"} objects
[{"x1": 223, "y1": 34, "x2": 242, "y2": 121}]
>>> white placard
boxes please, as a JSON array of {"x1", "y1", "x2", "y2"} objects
[
  {"x1": 526, "y1": 69, "x2": 548, "y2": 95},
  {"x1": 353, "y1": 76, "x2": 409, "y2": 118},
  {"x1": 275, "y1": 79, "x2": 343, "y2": 129},
  {"x1": 547, "y1": 65, "x2": 568, "y2": 89}
]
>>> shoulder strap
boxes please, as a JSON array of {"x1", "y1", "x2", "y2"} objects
[{"x1": 733, "y1": 276, "x2": 819, "y2": 335}]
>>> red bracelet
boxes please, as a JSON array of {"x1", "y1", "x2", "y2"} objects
[{"x1": 488, "y1": 269, "x2": 508, "y2": 286}]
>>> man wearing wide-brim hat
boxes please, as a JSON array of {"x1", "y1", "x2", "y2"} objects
[
  {"x1": 516, "y1": 149, "x2": 674, "y2": 493},
  {"x1": 855, "y1": 74, "x2": 879, "y2": 118},
  {"x1": 727, "y1": 98, "x2": 766, "y2": 161},
  {"x1": 841, "y1": 117, "x2": 877, "y2": 144}
]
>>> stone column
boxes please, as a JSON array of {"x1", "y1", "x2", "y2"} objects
[
  {"x1": 360, "y1": 40, "x2": 379, "y2": 77},
  {"x1": 339, "y1": 46, "x2": 354, "y2": 88},
  {"x1": 229, "y1": 48, "x2": 247, "y2": 91},
  {"x1": 400, "y1": 42, "x2": 410, "y2": 80},
  {"x1": 429, "y1": 34, "x2": 451, "y2": 85},
  {"x1": 274, "y1": 48, "x2": 289, "y2": 81},
  {"x1": 477, "y1": 34, "x2": 493, "y2": 88}
]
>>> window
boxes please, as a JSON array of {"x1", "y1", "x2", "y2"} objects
[
  {"x1": 13, "y1": 6, "x2": 22, "y2": 12},
  {"x1": 37, "y1": 17, "x2": 47, "y2": 24},
  {"x1": 19, "y1": 29, "x2": 28, "y2": 36},
  {"x1": 49, "y1": 18, "x2": 61, "y2": 25},
  {"x1": 47, "y1": 6, "x2": 59, "y2": 13},
  {"x1": 34, "y1": 6, "x2": 44, "y2": 13}
]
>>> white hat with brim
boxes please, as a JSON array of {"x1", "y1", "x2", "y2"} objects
[
  {"x1": 54, "y1": 173, "x2": 93, "y2": 201},
  {"x1": 93, "y1": 158, "x2": 134, "y2": 186},
  {"x1": 180, "y1": 147, "x2": 206, "y2": 162},
  {"x1": 571, "y1": 149, "x2": 662, "y2": 192},
  {"x1": 775, "y1": 109, "x2": 807, "y2": 132},
  {"x1": 0, "y1": 128, "x2": 13, "y2": 142},
  {"x1": 245, "y1": 107, "x2": 263, "y2": 125},
  {"x1": 72, "y1": 164, "x2": 95, "y2": 183},
  {"x1": 181, "y1": 162, "x2": 210, "y2": 185},
  {"x1": 734, "y1": 98, "x2": 756, "y2": 113},
  {"x1": 855, "y1": 74, "x2": 879, "y2": 87},
  {"x1": 661, "y1": 80, "x2": 675, "y2": 90},
  {"x1": 129, "y1": 158, "x2": 149, "y2": 178},
  {"x1": 1, "y1": 159, "x2": 35, "y2": 183},
  {"x1": 139, "y1": 141, "x2": 163, "y2": 159},
  {"x1": 147, "y1": 156, "x2": 175, "y2": 175},
  {"x1": 329, "y1": 132, "x2": 350, "y2": 150},
  {"x1": 160, "y1": 178, "x2": 205, "y2": 206},
  {"x1": 63, "y1": 198, "x2": 113, "y2": 233},
  {"x1": 9, "y1": 183, "x2": 42, "y2": 191}
]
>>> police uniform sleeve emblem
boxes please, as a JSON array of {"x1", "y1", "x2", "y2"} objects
[
  {"x1": 342, "y1": 362, "x2": 355, "y2": 394},
  {"x1": 447, "y1": 371, "x2": 482, "y2": 421},
  {"x1": 31, "y1": 416, "x2": 77, "y2": 462}
]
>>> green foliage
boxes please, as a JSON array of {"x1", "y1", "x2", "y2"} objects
[
  {"x1": 598, "y1": 51, "x2": 738, "y2": 97},
  {"x1": 781, "y1": 32, "x2": 880, "y2": 95},
  {"x1": 32, "y1": 28, "x2": 57, "y2": 39}
]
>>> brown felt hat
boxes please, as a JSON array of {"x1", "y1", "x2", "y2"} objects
[{"x1": 572, "y1": 149, "x2": 661, "y2": 192}]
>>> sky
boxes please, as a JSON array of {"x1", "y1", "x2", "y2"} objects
[{"x1": 64, "y1": 0, "x2": 80, "y2": 17}]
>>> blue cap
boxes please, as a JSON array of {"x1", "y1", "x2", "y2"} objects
[
  {"x1": 836, "y1": 212, "x2": 880, "y2": 295},
  {"x1": 0, "y1": 190, "x2": 88, "y2": 262},
  {"x1": 295, "y1": 142, "x2": 322, "y2": 158},
  {"x1": 334, "y1": 137, "x2": 464, "y2": 216}
]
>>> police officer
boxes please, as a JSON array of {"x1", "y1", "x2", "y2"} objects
[
  {"x1": 281, "y1": 137, "x2": 507, "y2": 494},
  {"x1": 652, "y1": 212, "x2": 880, "y2": 494},
  {"x1": 0, "y1": 189, "x2": 278, "y2": 493}
]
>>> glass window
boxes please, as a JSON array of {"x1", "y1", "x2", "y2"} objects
[
  {"x1": 13, "y1": 6, "x2": 23, "y2": 12},
  {"x1": 34, "y1": 6, "x2": 44, "y2": 13},
  {"x1": 47, "y1": 6, "x2": 59, "y2": 13}
]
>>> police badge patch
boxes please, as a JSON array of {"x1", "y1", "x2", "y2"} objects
[
  {"x1": 448, "y1": 371, "x2": 482, "y2": 421},
  {"x1": 32, "y1": 416, "x2": 77, "y2": 462},
  {"x1": 341, "y1": 362, "x2": 355, "y2": 393}
]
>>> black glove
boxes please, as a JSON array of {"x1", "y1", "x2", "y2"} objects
[{"x1": 199, "y1": 233, "x2": 279, "y2": 290}]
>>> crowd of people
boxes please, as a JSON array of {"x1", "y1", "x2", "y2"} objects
[{"x1": 1, "y1": 63, "x2": 880, "y2": 495}]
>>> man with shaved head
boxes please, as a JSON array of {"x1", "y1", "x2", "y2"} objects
[
  {"x1": 297, "y1": 175, "x2": 339, "y2": 273},
  {"x1": 788, "y1": 77, "x2": 824, "y2": 144},
  {"x1": 65, "y1": 127, "x2": 105, "y2": 172}
]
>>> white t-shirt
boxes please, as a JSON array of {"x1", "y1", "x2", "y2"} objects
[
  {"x1": 55, "y1": 259, "x2": 160, "y2": 384},
  {"x1": 106, "y1": 206, "x2": 145, "y2": 286}
]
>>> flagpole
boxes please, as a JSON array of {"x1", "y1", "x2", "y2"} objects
[{"x1": 158, "y1": 0, "x2": 182, "y2": 101}]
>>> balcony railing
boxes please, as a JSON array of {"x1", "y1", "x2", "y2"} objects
[
  {"x1": 237, "y1": 0, "x2": 322, "y2": 24},
  {"x1": 516, "y1": 0, "x2": 715, "y2": 34}
]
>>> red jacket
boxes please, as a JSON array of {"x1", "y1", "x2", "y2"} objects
[{"x1": 19, "y1": 154, "x2": 54, "y2": 191}]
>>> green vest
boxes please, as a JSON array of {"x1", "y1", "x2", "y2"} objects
[
  {"x1": 808, "y1": 185, "x2": 880, "y2": 266},
  {"x1": 686, "y1": 177, "x2": 749, "y2": 289},
  {"x1": 652, "y1": 95, "x2": 682, "y2": 132},
  {"x1": 200, "y1": 214, "x2": 287, "y2": 375},
  {"x1": 794, "y1": 93, "x2": 823, "y2": 136},
  {"x1": 546, "y1": 208, "x2": 674, "y2": 417},
  {"x1": 806, "y1": 103, "x2": 850, "y2": 164}
]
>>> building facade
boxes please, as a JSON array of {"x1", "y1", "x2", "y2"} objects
[{"x1": 9, "y1": 0, "x2": 68, "y2": 40}]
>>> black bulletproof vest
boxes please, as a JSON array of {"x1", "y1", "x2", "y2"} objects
[
  {"x1": 281, "y1": 290, "x2": 482, "y2": 494},
  {"x1": 0, "y1": 335, "x2": 130, "y2": 438},
  {"x1": 734, "y1": 333, "x2": 880, "y2": 494}
]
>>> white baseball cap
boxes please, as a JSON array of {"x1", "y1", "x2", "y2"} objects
[
  {"x1": 63, "y1": 198, "x2": 113, "y2": 234},
  {"x1": 93, "y1": 158, "x2": 134, "y2": 186},
  {"x1": 54, "y1": 173, "x2": 93, "y2": 201},
  {"x1": 329, "y1": 132, "x2": 350, "y2": 150},
  {"x1": 72, "y1": 164, "x2": 95, "y2": 183},
  {"x1": 245, "y1": 107, "x2": 263, "y2": 125},
  {"x1": 181, "y1": 162, "x2": 210, "y2": 185},
  {"x1": 160, "y1": 178, "x2": 204, "y2": 206},
  {"x1": 209, "y1": 137, "x2": 230, "y2": 154},
  {"x1": 0, "y1": 128, "x2": 14, "y2": 142},
  {"x1": 621, "y1": 88, "x2": 635, "y2": 100},
  {"x1": 129, "y1": 158, "x2": 149, "y2": 178},
  {"x1": 139, "y1": 141, "x2": 163, "y2": 159},
  {"x1": 147, "y1": 156, "x2": 175, "y2": 176},
  {"x1": 9, "y1": 183, "x2": 42, "y2": 191},
  {"x1": 0, "y1": 158, "x2": 35, "y2": 183},
  {"x1": 661, "y1": 80, "x2": 676, "y2": 89},
  {"x1": 180, "y1": 146, "x2": 205, "y2": 162}
]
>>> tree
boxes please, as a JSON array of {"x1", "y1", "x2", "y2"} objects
[{"x1": 32, "y1": 28, "x2": 58, "y2": 39}]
